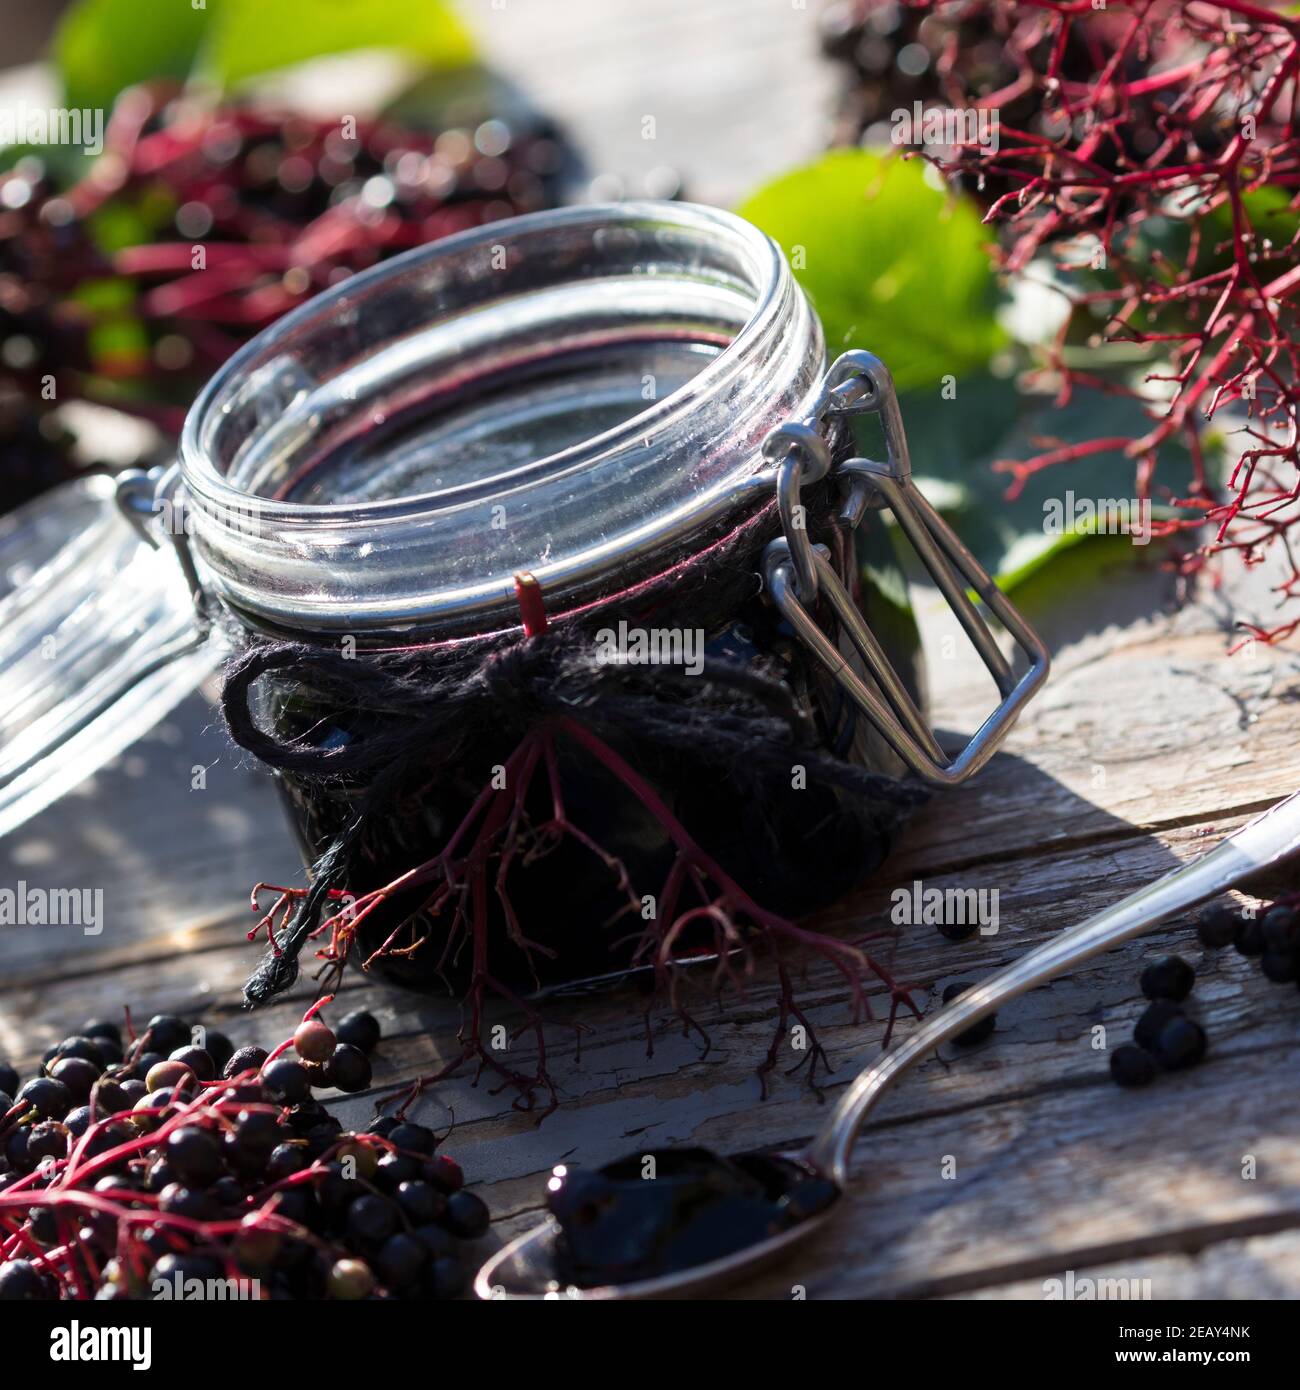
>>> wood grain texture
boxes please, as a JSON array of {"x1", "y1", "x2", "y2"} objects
[
  {"x1": 3, "y1": 1, "x2": 1300, "y2": 1300},
  {"x1": 4, "y1": 561, "x2": 1299, "y2": 1299}
]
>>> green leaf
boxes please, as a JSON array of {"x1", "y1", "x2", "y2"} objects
[
  {"x1": 737, "y1": 150, "x2": 1005, "y2": 392},
  {"x1": 207, "y1": 0, "x2": 477, "y2": 88},
  {"x1": 891, "y1": 373, "x2": 1198, "y2": 586},
  {"x1": 54, "y1": 0, "x2": 212, "y2": 113},
  {"x1": 53, "y1": 0, "x2": 476, "y2": 116}
]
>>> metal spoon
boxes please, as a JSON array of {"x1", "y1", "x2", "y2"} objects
[{"x1": 474, "y1": 787, "x2": 1300, "y2": 1299}]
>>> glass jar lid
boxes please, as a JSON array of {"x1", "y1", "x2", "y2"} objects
[{"x1": 180, "y1": 201, "x2": 824, "y2": 636}]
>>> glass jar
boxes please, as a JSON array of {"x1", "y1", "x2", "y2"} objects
[
  {"x1": 183, "y1": 201, "x2": 939, "y2": 989},
  {"x1": 0, "y1": 201, "x2": 1048, "y2": 993},
  {"x1": 181, "y1": 201, "x2": 831, "y2": 633}
]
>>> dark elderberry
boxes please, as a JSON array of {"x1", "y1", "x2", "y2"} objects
[
  {"x1": 144, "y1": 1015, "x2": 191, "y2": 1055},
  {"x1": 336, "y1": 1010, "x2": 381, "y2": 1055},
  {"x1": 937, "y1": 918, "x2": 980, "y2": 942},
  {"x1": 262, "y1": 1058, "x2": 311, "y2": 1104},
  {"x1": 83, "y1": 1020, "x2": 122, "y2": 1046},
  {"x1": 49, "y1": 1056, "x2": 100, "y2": 1103},
  {"x1": 79, "y1": 1210, "x2": 116, "y2": 1248},
  {"x1": 0, "y1": 1062, "x2": 18, "y2": 1096},
  {"x1": 210, "y1": 1175, "x2": 244, "y2": 1209},
  {"x1": 389, "y1": 1121, "x2": 435, "y2": 1155},
  {"x1": 94, "y1": 1174, "x2": 134, "y2": 1197},
  {"x1": 326, "y1": 1044, "x2": 372, "y2": 1093},
  {"x1": 65, "y1": 1105, "x2": 93, "y2": 1137},
  {"x1": 425, "y1": 1255, "x2": 467, "y2": 1300},
  {"x1": 1139, "y1": 955, "x2": 1195, "y2": 1002},
  {"x1": 81, "y1": 1119, "x2": 134, "y2": 1162},
  {"x1": 1152, "y1": 1016, "x2": 1207, "y2": 1070},
  {"x1": 285, "y1": 1099, "x2": 331, "y2": 1134},
  {"x1": 1109, "y1": 1044, "x2": 1157, "y2": 1088},
  {"x1": 266, "y1": 1142, "x2": 309, "y2": 1181},
  {"x1": 424, "y1": 1154, "x2": 464, "y2": 1194},
  {"x1": 29, "y1": 1207, "x2": 61, "y2": 1247},
  {"x1": 159, "y1": 1183, "x2": 216, "y2": 1220},
  {"x1": 366, "y1": 1115, "x2": 399, "y2": 1138},
  {"x1": 149, "y1": 1251, "x2": 223, "y2": 1286},
  {"x1": 941, "y1": 982, "x2": 996, "y2": 1046},
  {"x1": 50, "y1": 1056, "x2": 101, "y2": 1100},
  {"x1": 232, "y1": 1108, "x2": 280, "y2": 1161},
  {"x1": 304, "y1": 1123, "x2": 344, "y2": 1159},
  {"x1": 375, "y1": 1152, "x2": 420, "y2": 1192},
  {"x1": 129, "y1": 1052, "x2": 163, "y2": 1081},
  {"x1": 1133, "y1": 999, "x2": 1182, "y2": 1051},
  {"x1": 316, "y1": 1162, "x2": 364, "y2": 1211},
  {"x1": 412, "y1": 1222, "x2": 458, "y2": 1260},
  {"x1": 223, "y1": 1045, "x2": 268, "y2": 1080},
  {"x1": 50, "y1": 1036, "x2": 103, "y2": 1066},
  {"x1": 376, "y1": 1232, "x2": 427, "y2": 1288},
  {"x1": 441, "y1": 1189, "x2": 490, "y2": 1240},
  {"x1": 203, "y1": 1032, "x2": 235, "y2": 1073},
  {"x1": 6, "y1": 1129, "x2": 33, "y2": 1172},
  {"x1": 1233, "y1": 915, "x2": 1265, "y2": 958},
  {"x1": 135, "y1": 1089, "x2": 177, "y2": 1131},
  {"x1": 219, "y1": 1081, "x2": 264, "y2": 1106},
  {"x1": 26, "y1": 1120, "x2": 69, "y2": 1164},
  {"x1": 166, "y1": 1127, "x2": 223, "y2": 1187},
  {"x1": 136, "y1": 1225, "x2": 174, "y2": 1259},
  {"x1": 146, "y1": 1157, "x2": 179, "y2": 1192},
  {"x1": 346, "y1": 1193, "x2": 398, "y2": 1245},
  {"x1": 0, "y1": 1000, "x2": 481, "y2": 1301},
  {"x1": 168, "y1": 1045, "x2": 215, "y2": 1081},
  {"x1": 1261, "y1": 904, "x2": 1298, "y2": 951},
  {"x1": 0, "y1": 1259, "x2": 55, "y2": 1300},
  {"x1": 274, "y1": 1235, "x2": 313, "y2": 1273},
  {"x1": 395, "y1": 1180, "x2": 446, "y2": 1225},
  {"x1": 272, "y1": 1189, "x2": 311, "y2": 1225},
  {"x1": 17, "y1": 1076, "x2": 71, "y2": 1120},
  {"x1": 89, "y1": 1036, "x2": 123, "y2": 1067}
]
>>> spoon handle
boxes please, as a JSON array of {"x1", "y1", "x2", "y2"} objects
[{"x1": 806, "y1": 788, "x2": 1300, "y2": 1185}]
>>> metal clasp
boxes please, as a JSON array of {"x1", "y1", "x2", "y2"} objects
[
  {"x1": 762, "y1": 350, "x2": 1049, "y2": 787},
  {"x1": 115, "y1": 463, "x2": 210, "y2": 627}
]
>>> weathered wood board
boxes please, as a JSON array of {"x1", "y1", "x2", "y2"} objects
[{"x1": 2, "y1": 0, "x2": 1300, "y2": 1301}]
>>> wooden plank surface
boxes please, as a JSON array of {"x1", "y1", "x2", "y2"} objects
[
  {"x1": 4, "y1": 543, "x2": 1299, "y2": 1300},
  {"x1": 4, "y1": 0, "x2": 1300, "y2": 1301}
]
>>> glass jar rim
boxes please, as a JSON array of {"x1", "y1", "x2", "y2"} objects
[{"x1": 179, "y1": 200, "x2": 823, "y2": 636}]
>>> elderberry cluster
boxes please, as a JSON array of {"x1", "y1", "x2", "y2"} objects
[
  {"x1": 0, "y1": 90, "x2": 569, "y2": 514},
  {"x1": 1196, "y1": 899, "x2": 1300, "y2": 985},
  {"x1": 817, "y1": 2, "x2": 1239, "y2": 207},
  {"x1": 0, "y1": 1004, "x2": 489, "y2": 1300},
  {"x1": 1109, "y1": 955, "x2": 1206, "y2": 1088}
]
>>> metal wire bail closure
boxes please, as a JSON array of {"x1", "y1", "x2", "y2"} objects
[
  {"x1": 762, "y1": 351, "x2": 1050, "y2": 787},
  {"x1": 763, "y1": 421, "x2": 831, "y2": 603}
]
